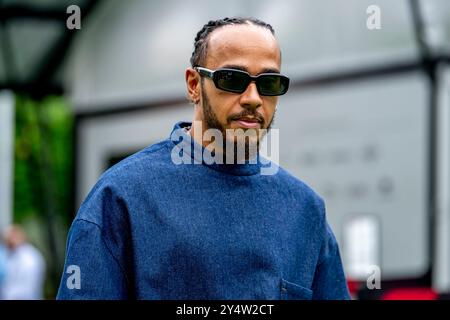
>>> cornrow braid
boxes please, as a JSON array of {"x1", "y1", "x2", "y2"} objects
[{"x1": 190, "y1": 17, "x2": 275, "y2": 67}]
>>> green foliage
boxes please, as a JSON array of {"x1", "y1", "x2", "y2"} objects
[
  {"x1": 14, "y1": 95, "x2": 73, "y2": 225},
  {"x1": 13, "y1": 94, "x2": 74, "y2": 298}
]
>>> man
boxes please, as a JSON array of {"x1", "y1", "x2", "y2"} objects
[
  {"x1": 0, "y1": 242, "x2": 6, "y2": 290},
  {"x1": 57, "y1": 17, "x2": 350, "y2": 300},
  {"x1": 1, "y1": 225, "x2": 46, "y2": 300}
]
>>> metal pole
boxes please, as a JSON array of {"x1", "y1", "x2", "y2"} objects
[{"x1": 0, "y1": 90, "x2": 15, "y2": 232}]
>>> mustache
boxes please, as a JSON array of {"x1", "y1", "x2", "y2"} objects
[{"x1": 227, "y1": 111, "x2": 265, "y2": 125}]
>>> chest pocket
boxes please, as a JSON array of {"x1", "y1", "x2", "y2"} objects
[{"x1": 280, "y1": 279, "x2": 313, "y2": 300}]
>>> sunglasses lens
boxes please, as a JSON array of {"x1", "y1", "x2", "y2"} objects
[
  {"x1": 215, "y1": 70, "x2": 249, "y2": 93},
  {"x1": 258, "y1": 75, "x2": 289, "y2": 96},
  {"x1": 210, "y1": 69, "x2": 290, "y2": 96}
]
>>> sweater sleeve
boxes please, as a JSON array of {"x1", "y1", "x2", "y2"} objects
[
  {"x1": 56, "y1": 219, "x2": 130, "y2": 299},
  {"x1": 311, "y1": 222, "x2": 351, "y2": 300}
]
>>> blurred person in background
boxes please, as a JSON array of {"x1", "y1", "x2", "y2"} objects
[
  {"x1": 0, "y1": 225, "x2": 46, "y2": 300},
  {"x1": 0, "y1": 242, "x2": 6, "y2": 290}
]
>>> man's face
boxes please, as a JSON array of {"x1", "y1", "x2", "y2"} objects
[
  {"x1": 3, "y1": 226, "x2": 26, "y2": 250},
  {"x1": 190, "y1": 24, "x2": 281, "y2": 140}
]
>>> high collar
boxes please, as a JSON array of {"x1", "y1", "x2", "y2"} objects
[{"x1": 170, "y1": 121, "x2": 263, "y2": 176}]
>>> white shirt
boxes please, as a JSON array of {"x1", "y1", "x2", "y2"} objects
[{"x1": 0, "y1": 244, "x2": 46, "y2": 300}]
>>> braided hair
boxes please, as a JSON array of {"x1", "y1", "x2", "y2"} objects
[{"x1": 190, "y1": 17, "x2": 275, "y2": 67}]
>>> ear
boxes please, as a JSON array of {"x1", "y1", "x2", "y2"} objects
[{"x1": 185, "y1": 68, "x2": 201, "y2": 104}]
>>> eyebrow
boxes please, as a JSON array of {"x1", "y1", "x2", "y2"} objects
[{"x1": 219, "y1": 64, "x2": 280, "y2": 74}]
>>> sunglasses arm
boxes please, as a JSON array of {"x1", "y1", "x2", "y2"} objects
[{"x1": 195, "y1": 67, "x2": 214, "y2": 79}]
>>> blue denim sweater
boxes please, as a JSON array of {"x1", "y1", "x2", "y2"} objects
[{"x1": 57, "y1": 122, "x2": 350, "y2": 300}]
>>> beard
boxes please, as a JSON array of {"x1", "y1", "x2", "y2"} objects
[{"x1": 200, "y1": 80, "x2": 276, "y2": 162}]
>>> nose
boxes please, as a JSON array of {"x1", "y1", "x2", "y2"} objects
[{"x1": 239, "y1": 82, "x2": 263, "y2": 111}]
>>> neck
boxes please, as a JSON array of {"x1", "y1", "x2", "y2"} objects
[
  {"x1": 173, "y1": 121, "x2": 263, "y2": 175},
  {"x1": 188, "y1": 121, "x2": 259, "y2": 163}
]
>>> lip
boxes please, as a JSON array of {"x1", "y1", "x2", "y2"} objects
[{"x1": 233, "y1": 118, "x2": 261, "y2": 129}]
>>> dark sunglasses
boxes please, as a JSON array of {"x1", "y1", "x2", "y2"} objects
[{"x1": 195, "y1": 67, "x2": 290, "y2": 96}]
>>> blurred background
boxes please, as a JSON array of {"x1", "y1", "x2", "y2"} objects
[{"x1": 0, "y1": 0, "x2": 450, "y2": 299}]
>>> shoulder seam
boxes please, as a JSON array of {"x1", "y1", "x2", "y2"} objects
[{"x1": 121, "y1": 140, "x2": 171, "y2": 164}]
